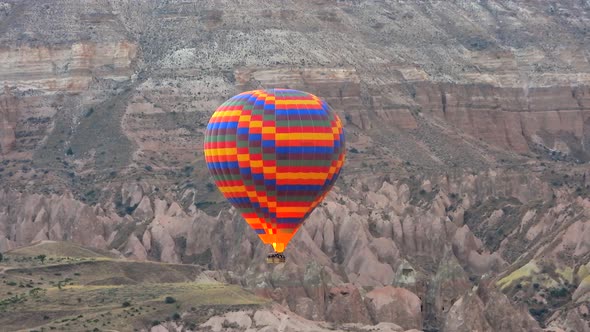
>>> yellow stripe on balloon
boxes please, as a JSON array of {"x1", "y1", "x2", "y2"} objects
[
  {"x1": 218, "y1": 185, "x2": 247, "y2": 193},
  {"x1": 211, "y1": 110, "x2": 242, "y2": 118},
  {"x1": 244, "y1": 217, "x2": 262, "y2": 224},
  {"x1": 263, "y1": 166, "x2": 276, "y2": 173},
  {"x1": 276, "y1": 172, "x2": 327, "y2": 180},
  {"x1": 204, "y1": 148, "x2": 237, "y2": 157},
  {"x1": 275, "y1": 100, "x2": 319, "y2": 105},
  {"x1": 276, "y1": 206, "x2": 311, "y2": 213},
  {"x1": 250, "y1": 160, "x2": 263, "y2": 167},
  {"x1": 275, "y1": 133, "x2": 334, "y2": 141}
]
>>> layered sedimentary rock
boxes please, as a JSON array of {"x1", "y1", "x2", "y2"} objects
[
  {"x1": 0, "y1": 42, "x2": 137, "y2": 93},
  {"x1": 2, "y1": 1, "x2": 590, "y2": 331},
  {"x1": 0, "y1": 87, "x2": 18, "y2": 154},
  {"x1": 414, "y1": 82, "x2": 590, "y2": 159}
]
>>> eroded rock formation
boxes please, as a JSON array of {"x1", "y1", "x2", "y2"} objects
[{"x1": 1, "y1": 1, "x2": 590, "y2": 331}]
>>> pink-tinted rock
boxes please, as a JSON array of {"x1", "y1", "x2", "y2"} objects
[
  {"x1": 443, "y1": 291, "x2": 492, "y2": 332},
  {"x1": 133, "y1": 196, "x2": 154, "y2": 221},
  {"x1": 444, "y1": 283, "x2": 542, "y2": 332},
  {"x1": 364, "y1": 286, "x2": 422, "y2": 330},
  {"x1": 326, "y1": 283, "x2": 371, "y2": 324}
]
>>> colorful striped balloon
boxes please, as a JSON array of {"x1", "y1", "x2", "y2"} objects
[{"x1": 204, "y1": 89, "x2": 346, "y2": 254}]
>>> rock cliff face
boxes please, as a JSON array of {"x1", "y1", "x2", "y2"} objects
[
  {"x1": 415, "y1": 83, "x2": 590, "y2": 157},
  {"x1": 0, "y1": 87, "x2": 18, "y2": 154},
  {"x1": 1, "y1": 0, "x2": 590, "y2": 331},
  {"x1": 443, "y1": 282, "x2": 542, "y2": 332},
  {"x1": 0, "y1": 42, "x2": 137, "y2": 92}
]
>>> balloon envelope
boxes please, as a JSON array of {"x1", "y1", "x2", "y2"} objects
[{"x1": 204, "y1": 89, "x2": 345, "y2": 253}]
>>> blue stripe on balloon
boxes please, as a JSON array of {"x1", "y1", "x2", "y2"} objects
[
  {"x1": 207, "y1": 161, "x2": 239, "y2": 169},
  {"x1": 228, "y1": 197, "x2": 250, "y2": 205},
  {"x1": 276, "y1": 218, "x2": 303, "y2": 224},
  {"x1": 276, "y1": 146, "x2": 334, "y2": 154},
  {"x1": 262, "y1": 140, "x2": 275, "y2": 148},
  {"x1": 223, "y1": 122, "x2": 239, "y2": 129},
  {"x1": 207, "y1": 121, "x2": 239, "y2": 130},
  {"x1": 276, "y1": 185, "x2": 322, "y2": 192},
  {"x1": 275, "y1": 109, "x2": 325, "y2": 116}
]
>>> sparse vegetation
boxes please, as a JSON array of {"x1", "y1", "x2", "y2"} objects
[
  {"x1": 529, "y1": 307, "x2": 548, "y2": 320},
  {"x1": 549, "y1": 287, "x2": 568, "y2": 298},
  {"x1": 0, "y1": 242, "x2": 266, "y2": 331},
  {"x1": 3, "y1": 2, "x2": 589, "y2": 332},
  {"x1": 222, "y1": 320, "x2": 240, "y2": 329},
  {"x1": 36, "y1": 254, "x2": 46, "y2": 264},
  {"x1": 85, "y1": 108, "x2": 94, "y2": 117}
]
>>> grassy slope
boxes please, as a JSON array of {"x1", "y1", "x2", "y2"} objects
[
  {"x1": 0, "y1": 242, "x2": 267, "y2": 332},
  {"x1": 6, "y1": 241, "x2": 120, "y2": 259}
]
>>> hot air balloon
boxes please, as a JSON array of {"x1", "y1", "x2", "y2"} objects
[{"x1": 204, "y1": 89, "x2": 345, "y2": 263}]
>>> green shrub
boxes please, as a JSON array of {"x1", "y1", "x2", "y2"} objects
[
  {"x1": 222, "y1": 321, "x2": 240, "y2": 328},
  {"x1": 549, "y1": 287, "x2": 568, "y2": 298},
  {"x1": 529, "y1": 307, "x2": 548, "y2": 319}
]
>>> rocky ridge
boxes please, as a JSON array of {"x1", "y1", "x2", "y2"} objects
[{"x1": 1, "y1": 0, "x2": 590, "y2": 331}]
